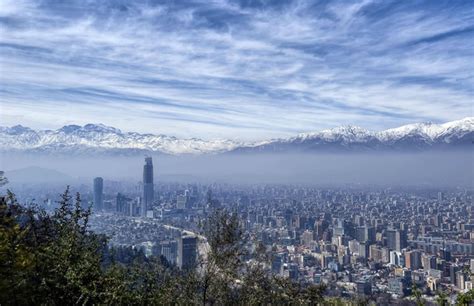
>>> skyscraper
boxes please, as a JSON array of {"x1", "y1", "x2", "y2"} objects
[
  {"x1": 116, "y1": 193, "x2": 131, "y2": 216},
  {"x1": 93, "y1": 177, "x2": 103, "y2": 211},
  {"x1": 386, "y1": 229, "x2": 407, "y2": 252},
  {"x1": 142, "y1": 157, "x2": 154, "y2": 217},
  {"x1": 177, "y1": 235, "x2": 197, "y2": 269},
  {"x1": 357, "y1": 226, "x2": 376, "y2": 244}
]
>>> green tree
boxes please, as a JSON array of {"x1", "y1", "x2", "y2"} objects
[
  {"x1": 436, "y1": 290, "x2": 448, "y2": 306},
  {"x1": 456, "y1": 289, "x2": 474, "y2": 306},
  {"x1": 0, "y1": 187, "x2": 107, "y2": 305},
  {"x1": 197, "y1": 209, "x2": 245, "y2": 304},
  {"x1": 411, "y1": 284, "x2": 425, "y2": 306},
  {"x1": 1, "y1": 189, "x2": 333, "y2": 305},
  {"x1": 0, "y1": 191, "x2": 34, "y2": 304}
]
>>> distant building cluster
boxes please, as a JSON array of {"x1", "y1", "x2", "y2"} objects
[{"x1": 22, "y1": 156, "x2": 473, "y2": 303}]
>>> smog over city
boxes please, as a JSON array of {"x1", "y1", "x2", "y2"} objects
[
  {"x1": 0, "y1": 0, "x2": 473, "y2": 304},
  {"x1": 2, "y1": 151, "x2": 472, "y2": 187}
]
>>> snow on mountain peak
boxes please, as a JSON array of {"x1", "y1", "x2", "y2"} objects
[
  {"x1": 294, "y1": 125, "x2": 375, "y2": 144},
  {"x1": 440, "y1": 117, "x2": 473, "y2": 131},
  {"x1": 253, "y1": 118, "x2": 473, "y2": 151},
  {"x1": 0, "y1": 123, "x2": 242, "y2": 154},
  {"x1": 376, "y1": 117, "x2": 473, "y2": 142},
  {"x1": 323, "y1": 125, "x2": 373, "y2": 140},
  {"x1": 0, "y1": 118, "x2": 472, "y2": 155}
]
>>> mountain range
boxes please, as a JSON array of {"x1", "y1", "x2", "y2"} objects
[{"x1": 0, "y1": 118, "x2": 472, "y2": 155}]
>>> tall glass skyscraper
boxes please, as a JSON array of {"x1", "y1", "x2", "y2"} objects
[
  {"x1": 142, "y1": 157, "x2": 154, "y2": 217},
  {"x1": 93, "y1": 177, "x2": 103, "y2": 211}
]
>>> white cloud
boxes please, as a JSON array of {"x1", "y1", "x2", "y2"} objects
[{"x1": 0, "y1": 0, "x2": 472, "y2": 140}]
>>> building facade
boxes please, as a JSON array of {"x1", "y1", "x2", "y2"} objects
[
  {"x1": 177, "y1": 235, "x2": 197, "y2": 269},
  {"x1": 142, "y1": 157, "x2": 154, "y2": 217},
  {"x1": 93, "y1": 177, "x2": 103, "y2": 211}
]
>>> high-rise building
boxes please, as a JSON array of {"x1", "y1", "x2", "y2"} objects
[
  {"x1": 386, "y1": 229, "x2": 407, "y2": 252},
  {"x1": 177, "y1": 235, "x2": 197, "y2": 269},
  {"x1": 116, "y1": 193, "x2": 131, "y2": 216},
  {"x1": 421, "y1": 254, "x2": 437, "y2": 271},
  {"x1": 142, "y1": 157, "x2": 154, "y2": 217},
  {"x1": 450, "y1": 264, "x2": 461, "y2": 284},
  {"x1": 357, "y1": 226, "x2": 375, "y2": 244},
  {"x1": 93, "y1": 177, "x2": 103, "y2": 211},
  {"x1": 160, "y1": 240, "x2": 178, "y2": 265},
  {"x1": 386, "y1": 229, "x2": 397, "y2": 250},
  {"x1": 405, "y1": 250, "x2": 422, "y2": 270},
  {"x1": 359, "y1": 242, "x2": 369, "y2": 259},
  {"x1": 315, "y1": 220, "x2": 328, "y2": 240},
  {"x1": 456, "y1": 271, "x2": 466, "y2": 290},
  {"x1": 390, "y1": 251, "x2": 403, "y2": 266}
]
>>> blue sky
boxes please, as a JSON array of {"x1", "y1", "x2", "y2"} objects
[{"x1": 0, "y1": 0, "x2": 473, "y2": 140}]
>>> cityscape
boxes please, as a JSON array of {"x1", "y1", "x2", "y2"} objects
[
  {"x1": 1, "y1": 0, "x2": 473, "y2": 304},
  {"x1": 7, "y1": 155, "x2": 471, "y2": 304}
]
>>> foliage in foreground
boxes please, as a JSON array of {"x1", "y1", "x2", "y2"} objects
[
  {"x1": 0, "y1": 188, "x2": 326, "y2": 305},
  {"x1": 1, "y1": 187, "x2": 472, "y2": 305}
]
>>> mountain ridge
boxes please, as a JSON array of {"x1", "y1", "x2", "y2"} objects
[{"x1": 0, "y1": 118, "x2": 472, "y2": 155}]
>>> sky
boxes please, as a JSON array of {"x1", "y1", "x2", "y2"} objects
[{"x1": 0, "y1": 0, "x2": 473, "y2": 140}]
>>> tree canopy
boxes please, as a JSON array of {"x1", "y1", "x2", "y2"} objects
[{"x1": 0, "y1": 188, "x2": 327, "y2": 305}]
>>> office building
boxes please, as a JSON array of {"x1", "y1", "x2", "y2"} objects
[
  {"x1": 116, "y1": 192, "x2": 131, "y2": 216},
  {"x1": 390, "y1": 251, "x2": 403, "y2": 266},
  {"x1": 386, "y1": 229, "x2": 407, "y2": 252},
  {"x1": 405, "y1": 250, "x2": 422, "y2": 270},
  {"x1": 357, "y1": 226, "x2": 376, "y2": 244},
  {"x1": 359, "y1": 242, "x2": 369, "y2": 259},
  {"x1": 450, "y1": 264, "x2": 461, "y2": 284},
  {"x1": 456, "y1": 271, "x2": 466, "y2": 290},
  {"x1": 160, "y1": 240, "x2": 178, "y2": 265},
  {"x1": 142, "y1": 157, "x2": 154, "y2": 217},
  {"x1": 177, "y1": 235, "x2": 197, "y2": 269},
  {"x1": 93, "y1": 177, "x2": 103, "y2": 211},
  {"x1": 421, "y1": 254, "x2": 437, "y2": 271}
]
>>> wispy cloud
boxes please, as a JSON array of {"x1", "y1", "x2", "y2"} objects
[{"x1": 0, "y1": 0, "x2": 472, "y2": 140}]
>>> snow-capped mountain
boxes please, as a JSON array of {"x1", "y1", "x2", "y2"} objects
[
  {"x1": 0, "y1": 123, "x2": 244, "y2": 155},
  {"x1": 0, "y1": 118, "x2": 472, "y2": 155},
  {"x1": 231, "y1": 117, "x2": 473, "y2": 153}
]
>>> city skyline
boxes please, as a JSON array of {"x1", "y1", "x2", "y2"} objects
[
  {"x1": 1, "y1": 0, "x2": 473, "y2": 140},
  {"x1": 0, "y1": 0, "x2": 473, "y2": 304}
]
